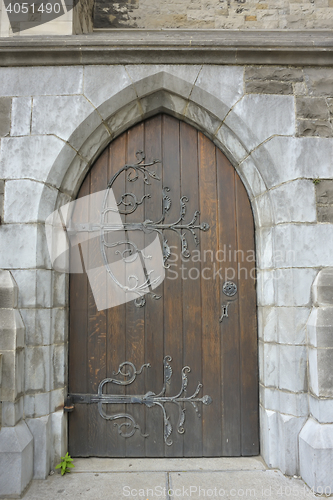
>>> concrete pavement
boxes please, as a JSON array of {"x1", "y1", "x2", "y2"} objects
[{"x1": 3, "y1": 457, "x2": 320, "y2": 500}]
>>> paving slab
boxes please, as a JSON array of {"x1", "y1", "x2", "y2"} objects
[
  {"x1": 73, "y1": 456, "x2": 266, "y2": 473},
  {"x1": 169, "y1": 470, "x2": 316, "y2": 500},
  {"x1": 2, "y1": 457, "x2": 317, "y2": 500}
]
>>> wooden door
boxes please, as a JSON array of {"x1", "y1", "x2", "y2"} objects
[{"x1": 68, "y1": 114, "x2": 259, "y2": 457}]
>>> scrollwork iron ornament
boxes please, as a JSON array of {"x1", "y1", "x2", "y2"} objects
[
  {"x1": 68, "y1": 356, "x2": 212, "y2": 445},
  {"x1": 101, "y1": 151, "x2": 209, "y2": 307}
]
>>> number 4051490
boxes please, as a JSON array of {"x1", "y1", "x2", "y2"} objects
[{"x1": 6, "y1": 3, "x2": 61, "y2": 13}]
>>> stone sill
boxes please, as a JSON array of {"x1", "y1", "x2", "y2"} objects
[{"x1": 0, "y1": 30, "x2": 332, "y2": 66}]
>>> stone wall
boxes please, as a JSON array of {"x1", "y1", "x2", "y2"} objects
[
  {"x1": 94, "y1": 0, "x2": 333, "y2": 30},
  {"x1": 0, "y1": 56, "x2": 333, "y2": 495}
]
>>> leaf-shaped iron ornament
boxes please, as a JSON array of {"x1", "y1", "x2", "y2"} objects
[{"x1": 68, "y1": 356, "x2": 212, "y2": 446}]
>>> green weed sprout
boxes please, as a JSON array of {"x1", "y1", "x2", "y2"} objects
[{"x1": 55, "y1": 452, "x2": 75, "y2": 476}]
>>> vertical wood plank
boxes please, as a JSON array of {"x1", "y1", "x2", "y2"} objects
[
  {"x1": 105, "y1": 133, "x2": 127, "y2": 457},
  {"x1": 198, "y1": 132, "x2": 222, "y2": 457},
  {"x1": 235, "y1": 176, "x2": 259, "y2": 456},
  {"x1": 180, "y1": 123, "x2": 203, "y2": 457},
  {"x1": 68, "y1": 173, "x2": 90, "y2": 456},
  {"x1": 125, "y1": 123, "x2": 146, "y2": 457},
  {"x1": 216, "y1": 150, "x2": 241, "y2": 456},
  {"x1": 144, "y1": 115, "x2": 165, "y2": 457},
  {"x1": 86, "y1": 152, "x2": 108, "y2": 456},
  {"x1": 162, "y1": 115, "x2": 183, "y2": 457}
]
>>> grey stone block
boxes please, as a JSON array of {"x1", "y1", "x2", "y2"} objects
[
  {"x1": 125, "y1": 65, "x2": 201, "y2": 100},
  {"x1": 0, "y1": 224, "x2": 38, "y2": 269},
  {"x1": 105, "y1": 101, "x2": 142, "y2": 137},
  {"x1": 32, "y1": 95, "x2": 98, "y2": 143},
  {"x1": 20, "y1": 308, "x2": 51, "y2": 346},
  {"x1": 260, "y1": 407, "x2": 278, "y2": 469},
  {"x1": 294, "y1": 82, "x2": 308, "y2": 96},
  {"x1": 299, "y1": 418, "x2": 333, "y2": 493},
  {"x1": 76, "y1": 122, "x2": 111, "y2": 166},
  {"x1": 297, "y1": 119, "x2": 332, "y2": 138},
  {"x1": 258, "y1": 306, "x2": 277, "y2": 343},
  {"x1": 139, "y1": 90, "x2": 187, "y2": 120},
  {"x1": 252, "y1": 192, "x2": 274, "y2": 228},
  {"x1": 2, "y1": 397, "x2": 24, "y2": 427},
  {"x1": 50, "y1": 388, "x2": 65, "y2": 413},
  {"x1": 24, "y1": 392, "x2": 50, "y2": 419},
  {"x1": 277, "y1": 307, "x2": 309, "y2": 345},
  {"x1": 215, "y1": 124, "x2": 249, "y2": 164},
  {"x1": 245, "y1": 80, "x2": 293, "y2": 95},
  {"x1": 4, "y1": 179, "x2": 58, "y2": 224},
  {"x1": 309, "y1": 395, "x2": 333, "y2": 424},
  {"x1": 273, "y1": 224, "x2": 333, "y2": 268},
  {"x1": 309, "y1": 346, "x2": 333, "y2": 398},
  {"x1": 0, "y1": 421, "x2": 33, "y2": 498},
  {"x1": 279, "y1": 345, "x2": 308, "y2": 392},
  {"x1": 257, "y1": 269, "x2": 275, "y2": 307},
  {"x1": 0, "y1": 309, "x2": 25, "y2": 350},
  {"x1": 184, "y1": 101, "x2": 221, "y2": 139},
  {"x1": 0, "y1": 66, "x2": 83, "y2": 97},
  {"x1": 0, "y1": 270, "x2": 18, "y2": 309},
  {"x1": 316, "y1": 179, "x2": 333, "y2": 205},
  {"x1": 25, "y1": 346, "x2": 51, "y2": 393},
  {"x1": 250, "y1": 136, "x2": 333, "y2": 189},
  {"x1": 36, "y1": 270, "x2": 53, "y2": 308},
  {"x1": 270, "y1": 179, "x2": 316, "y2": 223},
  {"x1": 304, "y1": 68, "x2": 333, "y2": 97},
  {"x1": 224, "y1": 95, "x2": 295, "y2": 152},
  {"x1": 256, "y1": 227, "x2": 274, "y2": 270},
  {"x1": 245, "y1": 67, "x2": 304, "y2": 82},
  {"x1": 193, "y1": 65, "x2": 244, "y2": 118},
  {"x1": 84, "y1": 65, "x2": 136, "y2": 109},
  {"x1": 51, "y1": 344, "x2": 66, "y2": 390},
  {"x1": 51, "y1": 308, "x2": 67, "y2": 344},
  {"x1": 307, "y1": 307, "x2": 333, "y2": 348},
  {"x1": 52, "y1": 272, "x2": 68, "y2": 308},
  {"x1": 317, "y1": 204, "x2": 333, "y2": 222},
  {"x1": 238, "y1": 156, "x2": 267, "y2": 199},
  {"x1": 1, "y1": 349, "x2": 24, "y2": 402},
  {"x1": 26, "y1": 415, "x2": 51, "y2": 479},
  {"x1": 261, "y1": 387, "x2": 308, "y2": 417},
  {"x1": 275, "y1": 267, "x2": 317, "y2": 307},
  {"x1": 296, "y1": 97, "x2": 329, "y2": 120},
  {"x1": 11, "y1": 97, "x2": 32, "y2": 137},
  {"x1": 0, "y1": 97, "x2": 11, "y2": 137},
  {"x1": 50, "y1": 410, "x2": 66, "y2": 468},
  {"x1": 278, "y1": 413, "x2": 307, "y2": 476},
  {"x1": 312, "y1": 268, "x2": 333, "y2": 307}
]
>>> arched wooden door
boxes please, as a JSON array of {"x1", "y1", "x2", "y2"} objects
[{"x1": 68, "y1": 114, "x2": 258, "y2": 458}]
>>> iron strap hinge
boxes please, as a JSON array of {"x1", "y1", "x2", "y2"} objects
[{"x1": 66, "y1": 393, "x2": 146, "y2": 406}]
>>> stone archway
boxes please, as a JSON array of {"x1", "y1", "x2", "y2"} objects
[{"x1": 35, "y1": 68, "x2": 293, "y2": 474}]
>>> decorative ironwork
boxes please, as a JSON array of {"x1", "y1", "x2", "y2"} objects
[
  {"x1": 67, "y1": 356, "x2": 212, "y2": 446},
  {"x1": 69, "y1": 151, "x2": 209, "y2": 308},
  {"x1": 219, "y1": 303, "x2": 229, "y2": 323},
  {"x1": 222, "y1": 281, "x2": 237, "y2": 297}
]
